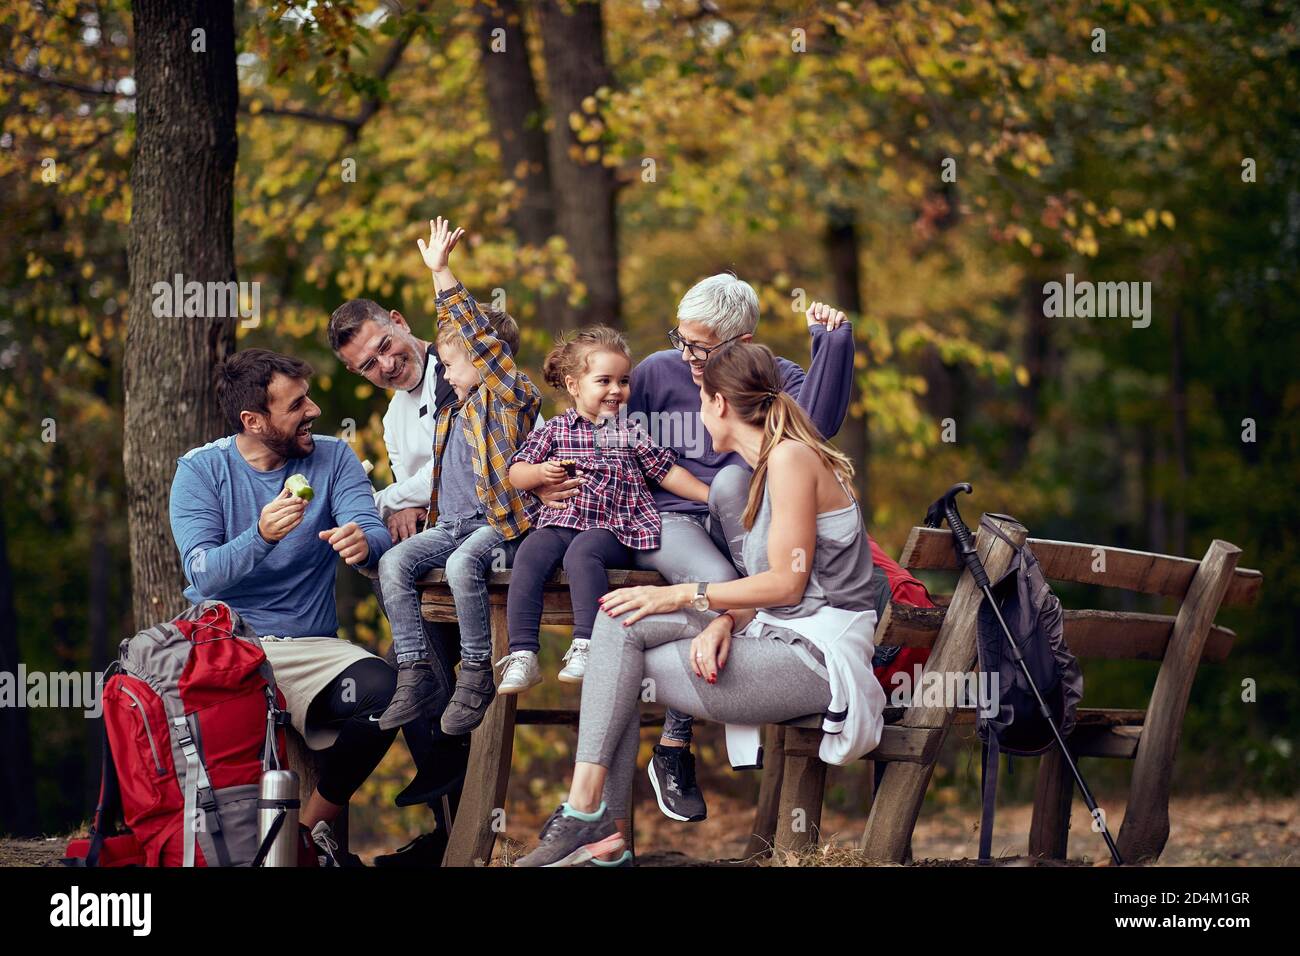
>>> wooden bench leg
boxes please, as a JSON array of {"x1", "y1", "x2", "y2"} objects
[
  {"x1": 444, "y1": 604, "x2": 516, "y2": 866},
  {"x1": 862, "y1": 515, "x2": 1027, "y2": 864},
  {"x1": 1117, "y1": 539, "x2": 1241, "y2": 864},
  {"x1": 774, "y1": 727, "x2": 825, "y2": 855},
  {"x1": 861, "y1": 762, "x2": 931, "y2": 862},
  {"x1": 1028, "y1": 746, "x2": 1073, "y2": 859},
  {"x1": 744, "y1": 725, "x2": 786, "y2": 859}
]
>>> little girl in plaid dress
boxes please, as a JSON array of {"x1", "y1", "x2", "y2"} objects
[{"x1": 501, "y1": 326, "x2": 709, "y2": 693}]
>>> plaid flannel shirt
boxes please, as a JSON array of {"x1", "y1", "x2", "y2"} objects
[
  {"x1": 511, "y1": 407, "x2": 676, "y2": 550},
  {"x1": 426, "y1": 282, "x2": 541, "y2": 540}
]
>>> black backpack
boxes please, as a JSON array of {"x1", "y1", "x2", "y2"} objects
[{"x1": 974, "y1": 514, "x2": 1083, "y2": 860}]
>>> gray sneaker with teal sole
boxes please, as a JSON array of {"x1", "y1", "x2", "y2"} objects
[{"x1": 513, "y1": 803, "x2": 624, "y2": 868}]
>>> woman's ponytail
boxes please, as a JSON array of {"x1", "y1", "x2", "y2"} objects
[{"x1": 702, "y1": 343, "x2": 856, "y2": 528}]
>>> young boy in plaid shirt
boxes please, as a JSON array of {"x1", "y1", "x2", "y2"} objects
[{"x1": 376, "y1": 217, "x2": 542, "y2": 736}]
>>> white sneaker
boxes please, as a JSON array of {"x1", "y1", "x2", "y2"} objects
[
  {"x1": 311, "y1": 820, "x2": 341, "y2": 868},
  {"x1": 495, "y1": 650, "x2": 542, "y2": 695},
  {"x1": 557, "y1": 639, "x2": 590, "y2": 684}
]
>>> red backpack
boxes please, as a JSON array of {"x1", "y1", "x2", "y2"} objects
[
  {"x1": 65, "y1": 601, "x2": 305, "y2": 867},
  {"x1": 868, "y1": 538, "x2": 934, "y2": 688}
]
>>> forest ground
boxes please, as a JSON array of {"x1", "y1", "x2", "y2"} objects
[{"x1": 4, "y1": 792, "x2": 1294, "y2": 867}]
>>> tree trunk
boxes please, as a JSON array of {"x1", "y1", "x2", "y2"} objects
[
  {"x1": 1008, "y1": 272, "x2": 1052, "y2": 469},
  {"x1": 824, "y1": 209, "x2": 869, "y2": 511},
  {"x1": 476, "y1": 0, "x2": 569, "y2": 334},
  {"x1": 0, "y1": 506, "x2": 40, "y2": 836},
  {"x1": 536, "y1": 0, "x2": 620, "y2": 326},
  {"x1": 124, "y1": 0, "x2": 239, "y2": 629},
  {"x1": 84, "y1": 512, "x2": 112, "y2": 813},
  {"x1": 1169, "y1": 305, "x2": 1188, "y2": 556}
]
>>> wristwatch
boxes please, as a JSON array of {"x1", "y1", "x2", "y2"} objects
[{"x1": 691, "y1": 581, "x2": 710, "y2": 612}]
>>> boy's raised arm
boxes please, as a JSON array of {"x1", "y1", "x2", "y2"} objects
[{"x1": 417, "y1": 216, "x2": 524, "y2": 405}]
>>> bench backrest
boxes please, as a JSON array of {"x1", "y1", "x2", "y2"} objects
[{"x1": 877, "y1": 525, "x2": 1261, "y2": 664}]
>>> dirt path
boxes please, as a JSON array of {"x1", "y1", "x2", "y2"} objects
[{"x1": 9, "y1": 792, "x2": 1295, "y2": 867}]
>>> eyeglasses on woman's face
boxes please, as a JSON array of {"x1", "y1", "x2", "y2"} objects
[{"x1": 667, "y1": 327, "x2": 747, "y2": 362}]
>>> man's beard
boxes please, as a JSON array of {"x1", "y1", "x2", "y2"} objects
[{"x1": 265, "y1": 421, "x2": 313, "y2": 460}]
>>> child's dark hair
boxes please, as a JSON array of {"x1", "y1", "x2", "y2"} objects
[{"x1": 542, "y1": 325, "x2": 631, "y2": 392}]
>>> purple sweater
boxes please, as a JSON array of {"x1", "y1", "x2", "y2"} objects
[{"x1": 627, "y1": 323, "x2": 855, "y2": 514}]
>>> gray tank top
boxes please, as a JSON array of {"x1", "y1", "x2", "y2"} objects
[{"x1": 741, "y1": 470, "x2": 876, "y2": 621}]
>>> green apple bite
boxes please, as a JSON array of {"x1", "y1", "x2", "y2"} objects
[{"x1": 285, "y1": 473, "x2": 314, "y2": 501}]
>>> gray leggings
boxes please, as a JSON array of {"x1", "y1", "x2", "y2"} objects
[
  {"x1": 576, "y1": 609, "x2": 831, "y2": 819},
  {"x1": 577, "y1": 465, "x2": 831, "y2": 819},
  {"x1": 632, "y1": 467, "x2": 750, "y2": 742}
]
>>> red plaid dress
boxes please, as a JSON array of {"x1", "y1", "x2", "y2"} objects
[{"x1": 511, "y1": 408, "x2": 676, "y2": 549}]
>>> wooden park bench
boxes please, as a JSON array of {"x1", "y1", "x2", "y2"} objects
[
  {"x1": 750, "y1": 514, "x2": 1262, "y2": 864},
  {"x1": 376, "y1": 513, "x2": 1259, "y2": 866}
]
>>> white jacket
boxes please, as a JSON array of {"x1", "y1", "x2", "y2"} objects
[{"x1": 726, "y1": 606, "x2": 885, "y2": 767}]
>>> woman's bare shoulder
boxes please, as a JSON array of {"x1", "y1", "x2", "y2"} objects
[
  {"x1": 767, "y1": 440, "x2": 822, "y2": 490},
  {"x1": 768, "y1": 438, "x2": 820, "y2": 470}
]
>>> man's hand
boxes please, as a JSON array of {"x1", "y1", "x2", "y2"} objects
[
  {"x1": 258, "y1": 487, "x2": 308, "y2": 543},
  {"x1": 386, "y1": 507, "x2": 424, "y2": 543},
  {"x1": 318, "y1": 522, "x2": 370, "y2": 566},
  {"x1": 417, "y1": 216, "x2": 465, "y2": 277},
  {"x1": 535, "y1": 474, "x2": 583, "y2": 509},
  {"x1": 806, "y1": 301, "x2": 848, "y2": 331}
]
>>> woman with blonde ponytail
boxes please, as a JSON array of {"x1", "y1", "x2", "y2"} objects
[{"x1": 515, "y1": 342, "x2": 886, "y2": 867}]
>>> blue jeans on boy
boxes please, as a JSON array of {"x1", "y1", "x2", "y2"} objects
[{"x1": 378, "y1": 517, "x2": 519, "y2": 665}]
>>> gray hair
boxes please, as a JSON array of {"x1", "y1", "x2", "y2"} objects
[
  {"x1": 328, "y1": 298, "x2": 393, "y2": 353},
  {"x1": 676, "y1": 273, "x2": 760, "y2": 341}
]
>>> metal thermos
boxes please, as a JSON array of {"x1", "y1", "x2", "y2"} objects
[{"x1": 257, "y1": 769, "x2": 301, "y2": 867}]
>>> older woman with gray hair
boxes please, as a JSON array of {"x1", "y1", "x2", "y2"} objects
[{"x1": 615, "y1": 273, "x2": 857, "y2": 824}]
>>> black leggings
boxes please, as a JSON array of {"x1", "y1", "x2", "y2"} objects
[
  {"x1": 507, "y1": 527, "x2": 632, "y2": 653},
  {"x1": 306, "y1": 658, "x2": 398, "y2": 806}
]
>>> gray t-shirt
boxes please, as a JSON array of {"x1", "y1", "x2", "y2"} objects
[
  {"x1": 741, "y1": 473, "x2": 876, "y2": 620},
  {"x1": 437, "y1": 409, "x2": 483, "y2": 521}
]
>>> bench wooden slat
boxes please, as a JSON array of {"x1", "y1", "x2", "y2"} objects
[
  {"x1": 783, "y1": 724, "x2": 944, "y2": 763},
  {"x1": 899, "y1": 526, "x2": 1260, "y2": 608},
  {"x1": 424, "y1": 594, "x2": 1235, "y2": 662},
  {"x1": 877, "y1": 605, "x2": 1236, "y2": 662},
  {"x1": 514, "y1": 708, "x2": 664, "y2": 728},
  {"x1": 786, "y1": 707, "x2": 1143, "y2": 760},
  {"x1": 411, "y1": 567, "x2": 664, "y2": 589}
]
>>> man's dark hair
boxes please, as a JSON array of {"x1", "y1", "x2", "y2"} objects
[
  {"x1": 328, "y1": 298, "x2": 392, "y2": 352},
  {"x1": 216, "y1": 349, "x2": 314, "y2": 433}
]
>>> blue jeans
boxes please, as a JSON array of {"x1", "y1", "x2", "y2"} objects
[{"x1": 378, "y1": 517, "x2": 519, "y2": 664}]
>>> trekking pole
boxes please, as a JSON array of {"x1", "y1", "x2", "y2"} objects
[{"x1": 925, "y1": 483, "x2": 1124, "y2": 866}]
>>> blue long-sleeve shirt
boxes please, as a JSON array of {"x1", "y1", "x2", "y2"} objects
[
  {"x1": 628, "y1": 322, "x2": 855, "y2": 514},
  {"x1": 169, "y1": 434, "x2": 392, "y2": 638}
]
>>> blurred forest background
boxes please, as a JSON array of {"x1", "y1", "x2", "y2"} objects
[{"x1": 1, "y1": 0, "x2": 1297, "y2": 846}]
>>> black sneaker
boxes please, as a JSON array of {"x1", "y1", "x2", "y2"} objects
[
  {"x1": 395, "y1": 732, "x2": 469, "y2": 807},
  {"x1": 647, "y1": 744, "x2": 707, "y2": 822},
  {"x1": 373, "y1": 830, "x2": 448, "y2": 868},
  {"x1": 309, "y1": 820, "x2": 365, "y2": 867},
  {"x1": 440, "y1": 658, "x2": 496, "y2": 736},
  {"x1": 378, "y1": 660, "x2": 445, "y2": 731}
]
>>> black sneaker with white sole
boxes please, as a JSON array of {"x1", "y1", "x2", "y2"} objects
[{"x1": 648, "y1": 744, "x2": 707, "y2": 822}]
